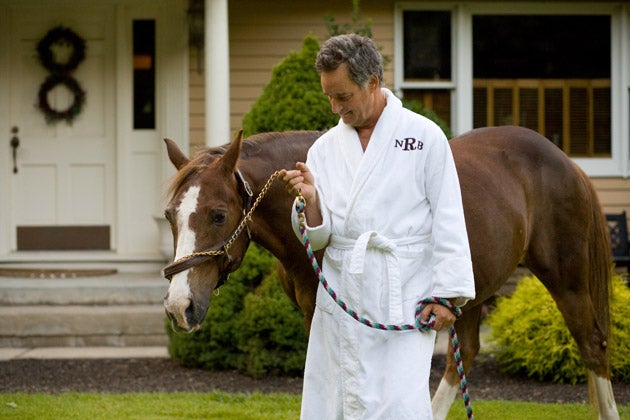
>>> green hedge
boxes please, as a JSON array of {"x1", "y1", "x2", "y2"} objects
[
  {"x1": 235, "y1": 272, "x2": 308, "y2": 378},
  {"x1": 242, "y1": 34, "x2": 338, "y2": 137},
  {"x1": 484, "y1": 274, "x2": 630, "y2": 384}
]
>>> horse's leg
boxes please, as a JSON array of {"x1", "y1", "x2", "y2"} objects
[
  {"x1": 542, "y1": 283, "x2": 619, "y2": 419},
  {"x1": 276, "y1": 261, "x2": 316, "y2": 333},
  {"x1": 529, "y1": 216, "x2": 618, "y2": 419},
  {"x1": 589, "y1": 371, "x2": 619, "y2": 420},
  {"x1": 432, "y1": 304, "x2": 482, "y2": 420},
  {"x1": 537, "y1": 280, "x2": 619, "y2": 419}
]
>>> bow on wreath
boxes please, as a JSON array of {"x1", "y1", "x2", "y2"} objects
[{"x1": 36, "y1": 26, "x2": 87, "y2": 125}]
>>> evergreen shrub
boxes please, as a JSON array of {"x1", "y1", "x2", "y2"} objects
[
  {"x1": 241, "y1": 34, "x2": 338, "y2": 137},
  {"x1": 235, "y1": 272, "x2": 308, "y2": 378},
  {"x1": 485, "y1": 274, "x2": 630, "y2": 384}
]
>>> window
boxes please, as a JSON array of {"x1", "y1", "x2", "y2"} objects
[
  {"x1": 473, "y1": 15, "x2": 609, "y2": 79},
  {"x1": 133, "y1": 20, "x2": 156, "y2": 129},
  {"x1": 472, "y1": 15, "x2": 611, "y2": 157},
  {"x1": 398, "y1": 7, "x2": 616, "y2": 161},
  {"x1": 403, "y1": 11, "x2": 451, "y2": 81},
  {"x1": 399, "y1": 10, "x2": 452, "y2": 128}
]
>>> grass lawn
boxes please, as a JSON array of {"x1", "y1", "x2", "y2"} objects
[{"x1": 1, "y1": 392, "x2": 628, "y2": 419}]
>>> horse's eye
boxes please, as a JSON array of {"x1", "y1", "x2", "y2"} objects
[{"x1": 210, "y1": 210, "x2": 226, "y2": 225}]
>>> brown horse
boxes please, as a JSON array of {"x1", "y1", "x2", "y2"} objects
[{"x1": 162, "y1": 126, "x2": 619, "y2": 419}]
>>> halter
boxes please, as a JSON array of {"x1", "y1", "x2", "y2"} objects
[{"x1": 162, "y1": 170, "x2": 279, "y2": 288}]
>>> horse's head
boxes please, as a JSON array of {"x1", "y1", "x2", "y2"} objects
[{"x1": 162, "y1": 131, "x2": 252, "y2": 332}]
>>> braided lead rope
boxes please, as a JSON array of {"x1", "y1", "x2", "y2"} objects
[{"x1": 295, "y1": 196, "x2": 473, "y2": 419}]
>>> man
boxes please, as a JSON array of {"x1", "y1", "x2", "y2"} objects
[{"x1": 280, "y1": 34, "x2": 475, "y2": 419}]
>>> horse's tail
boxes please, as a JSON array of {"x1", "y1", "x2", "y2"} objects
[{"x1": 583, "y1": 170, "x2": 612, "y2": 351}]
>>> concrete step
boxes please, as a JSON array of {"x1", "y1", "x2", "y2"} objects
[
  {"x1": 0, "y1": 346, "x2": 169, "y2": 360},
  {"x1": 0, "y1": 273, "x2": 170, "y2": 348},
  {"x1": 0, "y1": 273, "x2": 166, "y2": 305},
  {"x1": 0, "y1": 304, "x2": 167, "y2": 347}
]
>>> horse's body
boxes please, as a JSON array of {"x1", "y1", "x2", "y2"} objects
[{"x1": 163, "y1": 126, "x2": 619, "y2": 419}]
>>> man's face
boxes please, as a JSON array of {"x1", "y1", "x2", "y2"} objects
[{"x1": 320, "y1": 63, "x2": 378, "y2": 129}]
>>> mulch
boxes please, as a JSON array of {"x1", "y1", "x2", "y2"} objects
[{"x1": 1, "y1": 355, "x2": 629, "y2": 405}]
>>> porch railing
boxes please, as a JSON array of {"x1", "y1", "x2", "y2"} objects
[{"x1": 473, "y1": 79, "x2": 611, "y2": 157}]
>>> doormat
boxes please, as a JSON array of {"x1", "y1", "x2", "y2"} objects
[
  {"x1": 17, "y1": 226, "x2": 110, "y2": 250},
  {"x1": 0, "y1": 268, "x2": 118, "y2": 279}
]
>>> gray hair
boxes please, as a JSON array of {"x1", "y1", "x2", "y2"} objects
[{"x1": 315, "y1": 34, "x2": 383, "y2": 88}]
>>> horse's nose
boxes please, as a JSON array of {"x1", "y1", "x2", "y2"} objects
[
  {"x1": 165, "y1": 308, "x2": 184, "y2": 332},
  {"x1": 164, "y1": 294, "x2": 197, "y2": 332}
]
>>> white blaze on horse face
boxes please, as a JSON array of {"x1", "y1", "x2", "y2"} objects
[{"x1": 167, "y1": 185, "x2": 201, "y2": 307}]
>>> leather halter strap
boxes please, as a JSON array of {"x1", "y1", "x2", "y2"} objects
[
  {"x1": 162, "y1": 245, "x2": 222, "y2": 281},
  {"x1": 236, "y1": 168, "x2": 254, "y2": 215},
  {"x1": 162, "y1": 169, "x2": 254, "y2": 286}
]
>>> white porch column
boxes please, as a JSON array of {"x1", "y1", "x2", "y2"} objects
[
  {"x1": 205, "y1": 0, "x2": 230, "y2": 147},
  {"x1": 452, "y1": 4, "x2": 473, "y2": 136}
]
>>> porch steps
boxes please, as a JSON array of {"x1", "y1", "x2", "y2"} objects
[
  {"x1": 0, "y1": 273, "x2": 169, "y2": 348},
  {"x1": 0, "y1": 267, "x2": 530, "y2": 349}
]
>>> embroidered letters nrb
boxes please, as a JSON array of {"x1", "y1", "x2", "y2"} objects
[{"x1": 394, "y1": 137, "x2": 424, "y2": 151}]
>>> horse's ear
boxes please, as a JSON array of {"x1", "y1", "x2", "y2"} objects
[
  {"x1": 164, "y1": 138, "x2": 189, "y2": 170},
  {"x1": 219, "y1": 130, "x2": 243, "y2": 175}
]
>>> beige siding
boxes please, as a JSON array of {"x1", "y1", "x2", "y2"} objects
[
  {"x1": 188, "y1": 0, "x2": 395, "y2": 144},
  {"x1": 591, "y1": 178, "x2": 630, "y2": 218},
  {"x1": 189, "y1": 50, "x2": 205, "y2": 151},
  {"x1": 592, "y1": 178, "x2": 630, "y2": 244},
  {"x1": 187, "y1": 1, "x2": 629, "y2": 218}
]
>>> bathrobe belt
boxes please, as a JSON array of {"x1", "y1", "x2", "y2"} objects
[{"x1": 330, "y1": 232, "x2": 430, "y2": 324}]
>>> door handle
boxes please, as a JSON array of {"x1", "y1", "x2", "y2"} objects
[{"x1": 10, "y1": 126, "x2": 19, "y2": 174}]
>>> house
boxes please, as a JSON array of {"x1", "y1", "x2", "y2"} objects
[{"x1": 1, "y1": 0, "x2": 628, "y2": 273}]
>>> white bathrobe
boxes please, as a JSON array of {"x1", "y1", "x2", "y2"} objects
[{"x1": 292, "y1": 88, "x2": 475, "y2": 420}]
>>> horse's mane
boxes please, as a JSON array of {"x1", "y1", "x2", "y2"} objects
[
  {"x1": 166, "y1": 144, "x2": 224, "y2": 198},
  {"x1": 240, "y1": 130, "x2": 320, "y2": 159},
  {"x1": 167, "y1": 131, "x2": 321, "y2": 198}
]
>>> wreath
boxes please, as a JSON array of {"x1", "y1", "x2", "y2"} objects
[
  {"x1": 36, "y1": 26, "x2": 86, "y2": 74},
  {"x1": 37, "y1": 74, "x2": 86, "y2": 124}
]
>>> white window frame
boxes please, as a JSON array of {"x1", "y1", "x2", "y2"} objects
[{"x1": 394, "y1": 2, "x2": 630, "y2": 177}]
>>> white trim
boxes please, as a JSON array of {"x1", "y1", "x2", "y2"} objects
[
  {"x1": 0, "y1": 4, "x2": 11, "y2": 255},
  {"x1": 115, "y1": 4, "x2": 130, "y2": 257},
  {"x1": 394, "y1": 1, "x2": 629, "y2": 178},
  {"x1": 115, "y1": 1, "x2": 188, "y2": 258},
  {"x1": 397, "y1": 81, "x2": 455, "y2": 90},
  {"x1": 619, "y1": 3, "x2": 630, "y2": 178},
  {"x1": 205, "y1": 0, "x2": 230, "y2": 147},
  {"x1": 452, "y1": 4, "x2": 472, "y2": 135},
  {"x1": 467, "y1": 1, "x2": 620, "y2": 15},
  {"x1": 155, "y1": 0, "x2": 189, "y2": 190}
]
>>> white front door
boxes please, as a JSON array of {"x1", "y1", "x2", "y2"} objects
[
  {"x1": 1, "y1": 0, "x2": 188, "y2": 265},
  {"x1": 8, "y1": 6, "x2": 115, "y2": 250}
]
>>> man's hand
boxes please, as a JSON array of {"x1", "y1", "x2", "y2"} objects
[
  {"x1": 279, "y1": 162, "x2": 316, "y2": 203},
  {"x1": 421, "y1": 303, "x2": 456, "y2": 331},
  {"x1": 279, "y1": 162, "x2": 322, "y2": 227}
]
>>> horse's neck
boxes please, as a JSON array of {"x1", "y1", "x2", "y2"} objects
[
  {"x1": 250, "y1": 191, "x2": 294, "y2": 257},
  {"x1": 244, "y1": 173, "x2": 306, "y2": 272},
  {"x1": 242, "y1": 130, "x2": 319, "y2": 267}
]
